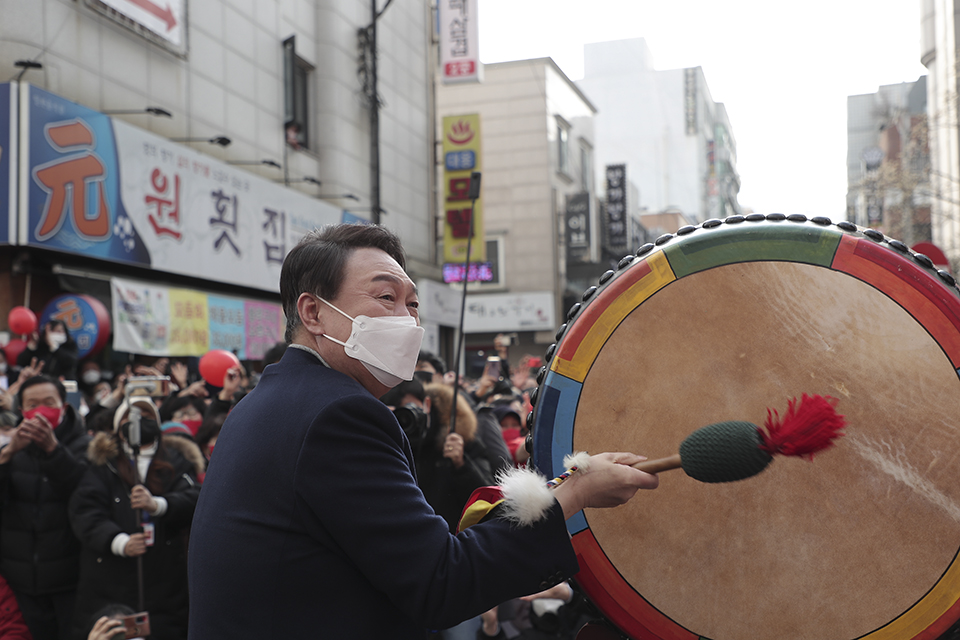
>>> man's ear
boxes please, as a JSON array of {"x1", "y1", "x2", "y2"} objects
[{"x1": 297, "y1": 293, "x2": 325, "y2": 336}]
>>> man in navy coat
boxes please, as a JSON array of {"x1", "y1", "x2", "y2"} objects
[{"x1": 188, "y1": 224, "x2": 659, "y2": 638}]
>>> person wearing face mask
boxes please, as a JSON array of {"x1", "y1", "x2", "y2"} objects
[
  {"x1": 68, "y1": 397, "x2": 202, "y2": 640},
  {"x1": 187, "y1": 224, "x2": 661, "y2": 640},
  {"x1": 16, "y1": 320, "x2": 79, "y2": 382},
  {"x1": 0, "y1": 375, "x2": 91, "y2": 640}
]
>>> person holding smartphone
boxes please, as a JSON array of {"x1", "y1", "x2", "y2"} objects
[{"x1": 69, "y1": 397, "x2": 202, "y2": 640}]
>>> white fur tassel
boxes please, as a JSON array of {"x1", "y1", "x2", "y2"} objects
[
  {"x1": 496, "y1": 466, "x2": 556, "y2": 527},
  {"x1": 562, "y1": 451, "x2": 592, "y2": 473}
]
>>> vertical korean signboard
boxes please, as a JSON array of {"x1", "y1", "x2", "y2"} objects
[
  {"x1": 565, "y1": 192, "x2": 590, "y2": 263},
  {"x1": 19, "y1": 84, "x2": 341, "y2": 293},
  {"x1": 442, "y1": 115, "x2": 484, "y2": 263},
  {"x1": 604, "y1": 164, "x2": 627, "y2": 253},
  {"x1": 439, "y1": 0, "x2": 482, "y2": 84}
]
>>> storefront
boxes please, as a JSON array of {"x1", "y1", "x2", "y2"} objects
[{"x1": 0, "y1": 82, "x2": 356, "y2": 372}]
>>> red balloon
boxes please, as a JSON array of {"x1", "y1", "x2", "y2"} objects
[
  {"x1": 7, "y1": 307, "x2": 37, "y2": 336},
  {"x1": 3, "y1": 339, "x2": 27, "y2": 364},
  {"x1": 199, "y1": 349, "x2": 241, "y2": 386}
]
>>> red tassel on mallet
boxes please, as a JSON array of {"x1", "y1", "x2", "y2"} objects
[
  {"x1": 633, "y1": 394, "x2": 847, "y2": 483},
  {"x1": 759, "y1": 393, "x2": 846, "y2": 460}
]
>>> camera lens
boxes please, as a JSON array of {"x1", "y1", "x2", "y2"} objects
[{"x1": 393, "y1": 407, "x2": 416, "y2": 431}]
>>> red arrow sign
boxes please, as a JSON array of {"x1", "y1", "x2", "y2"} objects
[{"x1": 125, "y1": 0, "x2": 177, "y2": 31}]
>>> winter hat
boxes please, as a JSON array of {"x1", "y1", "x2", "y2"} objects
[
  {"x1": 161, "y1": 421, "x2": 193, "y2": 438},
  {"x1": 492, "y1": 404, "x2": 522, "y2": 425},
  {"x1": 113, "y1": 396, "x2": 160, "y2": 433}
]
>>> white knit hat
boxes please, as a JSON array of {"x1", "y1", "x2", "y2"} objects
[{"x1": 113, "y1": 396, "x2": 160, "y2": 433}]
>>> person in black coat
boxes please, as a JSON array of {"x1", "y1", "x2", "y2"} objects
[
  {"x1": 16, "y1": 320, "x2": 79, "y2": 382},
  {"x1": 187, "y1": 224, "x2": 660, "y2": 639},
  {"x1": 0, "y1": 375, "x2": 91, "y2": 640},
  {"x1": 68, "y1": 396, "x2": 202, "y2": 640}
]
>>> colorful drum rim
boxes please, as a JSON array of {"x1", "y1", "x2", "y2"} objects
[{"x1": 530, "y1": 214, "x2": 960, "y2": 640}]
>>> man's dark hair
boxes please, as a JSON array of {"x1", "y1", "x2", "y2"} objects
[
  {"x1": 379, "y1": 379, "x2": 426, "y2": 406},
  {"x1": 17, "y1": 375, "x2": 66, "y2": 408},
  {"x1": 162, "y1": 395, "x2": 207, "y2": 423},
  {"x1": 262, "y1": 341, "x2": 288, "y2": 366},
  {"x1": 416, "y1": 351, "x2": 447, "y2": 374},
  {"x1": 280, "y1": 224, "x2": 406, "y2": 343}
]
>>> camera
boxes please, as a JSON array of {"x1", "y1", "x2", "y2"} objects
[{"x1": 393, "y1": 403, "x2": 428, "y2": 438}]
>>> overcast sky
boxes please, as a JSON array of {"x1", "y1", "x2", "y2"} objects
[{"x1": 478, "y1": 0, "x2": 928, "y2": 218}]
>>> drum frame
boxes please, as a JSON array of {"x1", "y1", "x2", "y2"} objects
[{"x1": 530, "y1": 215, "x2": 960, "y2": 640}]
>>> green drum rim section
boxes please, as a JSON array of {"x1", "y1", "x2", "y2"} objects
[{"x1": 662, "y1": 221, "x2": 842, "y2": 279}]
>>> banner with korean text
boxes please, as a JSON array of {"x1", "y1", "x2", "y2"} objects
[
  {"x1": 442, "y1": 114, "x2": 483, "y2": 263},
  {"x1": 111, "y1": 277, "x2": 283, "y2": 359},
  {"x1": 438, "y1": 0, "x2": 482, "y2": 84},
  {"x1": 20, "y1": 84, "x2": 343, "y2": 292}
]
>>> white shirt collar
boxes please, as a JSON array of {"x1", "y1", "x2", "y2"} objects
[{"x1": 288, "y1": 343, "x2": 331, "y2": 368}]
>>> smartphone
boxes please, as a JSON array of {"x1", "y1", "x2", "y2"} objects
[
  {"x1": 413, "y1": 370, "x2": 434, "y2": 384},
  {"x1": 62, "y1": 380, "x2": 82, "y2": 412},
  {"x1": 484, "y1": 356, "x2": 501, "y2": 380},
  {"x1": 121, "y1": 612, "x2": 150, "y2": 639},
  {"x1": 125, "y1": 376, "x2": 171, "y2": 398}
]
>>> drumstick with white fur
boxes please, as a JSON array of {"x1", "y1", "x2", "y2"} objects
[{"x1": 631, "y1": 394, "x2": 846, "y2": 483}]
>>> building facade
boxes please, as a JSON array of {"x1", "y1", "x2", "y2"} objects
[
  {"x1": 846, "y1": 78, "x2": 931, "y2": 247},
  {"x1": 576, "y1": 38, "x2": 741, "y2": 224},
  {"x1": 0, "y1": 0, "x2": 443, "y2": 368},
  {"x1": 435, "y1": 58, "x2": 596, "y2": 371},
  {"x1": 921, "y1": 0, "x2": 960, "y2": 270}
]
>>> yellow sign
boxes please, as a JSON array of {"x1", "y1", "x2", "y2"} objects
[
  {"x1": 168, "y1": 289, "x2": 209, "y2": 356},
  {"x1": 442, "y1": 114, "x2": 484, "y2": 263}
]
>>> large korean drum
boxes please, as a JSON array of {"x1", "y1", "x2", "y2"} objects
[{"x1": 530, "y1": 214, "x2": 960, "y2": 640}]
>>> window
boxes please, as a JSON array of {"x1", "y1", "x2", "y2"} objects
[
  {"x1": 283, "y1": 36, "x2": 311, "y2": 150},
  {"x1": 556, "y1": 118, "x2": 570, "y2": 175},
  {"x1": 580, "y1": 141, "x2": 593, "y2": 192}
]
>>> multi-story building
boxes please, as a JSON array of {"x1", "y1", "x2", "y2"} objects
[
  {"x1": 846, "y1": 78, "x2": 931, "y2": 247},
  {"x1": 921, "y1": 0, "x2": 960, "y2": 270},
  {"x1": 0, "y1": 0, "x2": 444, "y2": 368},
  {"x1": 435, "y1": 58, "x2": 596, "y2": 371},
  {"x1": 576, "y1": 38, "x2": 741, "y2": 224}
]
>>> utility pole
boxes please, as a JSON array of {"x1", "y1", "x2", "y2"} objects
[{"x1": 359, "y1": 0, "x2": 393, "y2": 225}]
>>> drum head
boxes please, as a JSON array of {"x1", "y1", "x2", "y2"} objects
[{"x1": 533, "y1": 218, "x2": 960, "y2": 640}]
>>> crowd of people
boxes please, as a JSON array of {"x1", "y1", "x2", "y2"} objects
[
  {"x1": 0, "y1": 314, "x2": 593, "y2": 640},
  {"x1": 0, "y1": 328, "x2": 288, "y2": 640}
]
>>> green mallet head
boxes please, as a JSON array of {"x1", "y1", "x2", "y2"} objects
[{"x1": 679, "y1": 421, "x2": 772, "y2": 483}]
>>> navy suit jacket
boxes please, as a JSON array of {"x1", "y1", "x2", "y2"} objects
[{"x1": 188, "y1": 347, "x2": 578, "y2": 639}]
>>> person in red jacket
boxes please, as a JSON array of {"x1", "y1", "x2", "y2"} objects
[{"x1": 0, "y1": 573, "x2": 33, "y2": 640}]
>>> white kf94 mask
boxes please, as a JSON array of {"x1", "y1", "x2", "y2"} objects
[{"x1": 318, "y1": 297, "x2": 424, "y2": 388}]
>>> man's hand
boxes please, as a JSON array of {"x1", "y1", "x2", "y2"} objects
[
  {"x1": 0, "y1": 425, "x2": 34, "y2": 464},
  {"x1": 134, "y1": 364, "x2": 164, "y2": 378},
  {"x1": 178, "y1": 380, "x2": 209, "y2": 399},
  {"x1": 17, "y1": 357, "x2": 45, "y2": 383},
  {"x1": 552, "y1": 452, "x2": 659, "y2": 520},
  {"x1": 20, "y1": 414, "x2": 58, "y2": 454},
  {"x1": 219, "y1": 366, "x2": 243, "y2": 401},
  {"x1": 124, "y1": 533, "x2": 148, "y2": 557},
  {"x1": 87, "y1": 615, "x2": 125, "y2": 640},
  {"x1": 130, "y1": 484, "x2": 158, "y2": 513},
  {"x1": 169, "y1": 361, "x2": 189, "y2": 390},
  {"x1": 520, "y1": 581, "x2": 573, "y2": 603},
  {"x1": 442, "y1": 433, "x2": 465, "y2": 469}
]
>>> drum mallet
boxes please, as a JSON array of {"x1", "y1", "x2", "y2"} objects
[{"x1": 632, "y1": 394, "x2": 846, "y2": 483}]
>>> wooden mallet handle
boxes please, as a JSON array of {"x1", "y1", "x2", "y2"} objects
[{"x1": 632, "y1": 453, "x2": 682, "y2": 474}]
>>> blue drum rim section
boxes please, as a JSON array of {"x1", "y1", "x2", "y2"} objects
[{"x1": 533, "y1": 371, "x2": 588, "y2": 535}]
